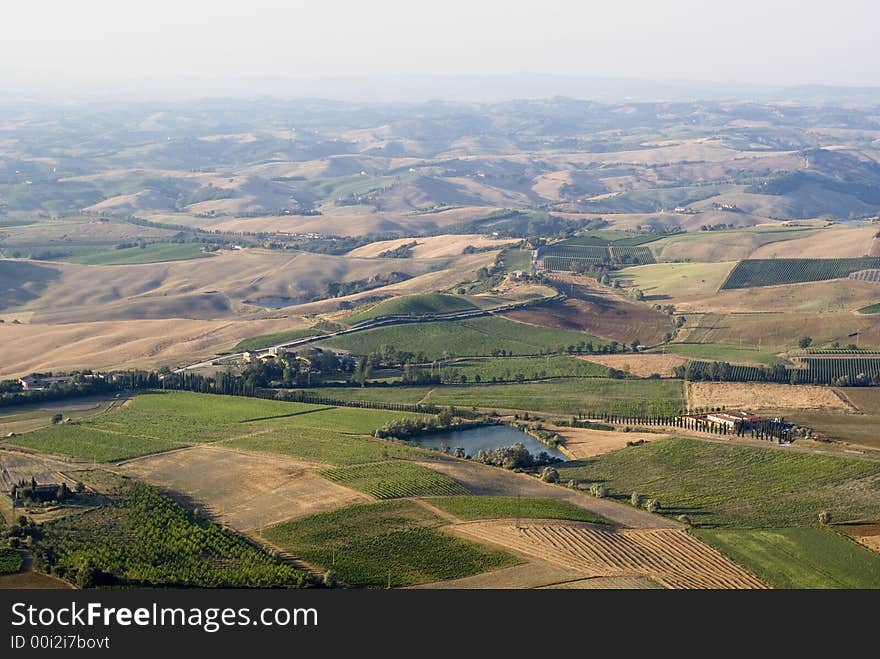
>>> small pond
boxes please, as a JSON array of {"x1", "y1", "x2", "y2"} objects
[{"x1": 409, "y1": 425, "x2": 567, "y2": 461}]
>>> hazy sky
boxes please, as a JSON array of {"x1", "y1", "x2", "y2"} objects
[{"x1": 3, "y1": 0, "x2": 878, "y2": 96}]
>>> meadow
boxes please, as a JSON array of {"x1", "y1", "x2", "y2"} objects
[
  {"x1": 436, "y1": 355, "x2": 611, "y2": 383},
  {"x1": 3, "y1": 391, "x2": 429, "y2": 462},
  {"x1": 262, "y1": 500, "x2": 518, "y2": 588},
  {"x1": 556, "y1": 437, "x2": 880, "y2": 527},
  {"x1": 693, "y1": 528, "x2": 880, "y2": 589},
  {"x1": 325, "y1": 316, "x2": 608, "y2": 359},
  {"x1": 320, "y1": 461, "x2": 470, "y2": 498},
  {"x1": 427, "y1": 496, "x2": 609, "y2": 523},
  {"x1": 659, "y1": 343, "x2": 781, "y2": 366}
]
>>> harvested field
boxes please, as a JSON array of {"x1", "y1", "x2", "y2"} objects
[
  {"x1": 838, "y1": 524, "x2": 880, "y2": 553},
  {"x1": 538, "y1": 576, "x2": 663, "y2": 589},
  {"x1": 347, "y1": 234, "x2": 517, "y2": 259},
  {"x1": 577, "y1": 354, "x2": 687, "y2": 378},
  {"x1": 452, "y1": 520, "x2": 766, "y2": 589},
  {"x1": 118, "y1": 445, "x2": 371, "y2": 531},
  {"x1": 0, "y1": 450, "x2": 79, "y2": 492},
  {"x1": 551, "y1": 426, "x2": 669, "y2": 459},
  {"x1": 414, "y1": 457, "x2": 680, "y2": 529},
  {"x1": 0, "y1": 571, "x2": 74, "y2": 589},
  {"x1": 409, "y1": 560, "x2": 582, "y2": 589},
  {"x1": 686, "y1": 381, "x2": 853, "y2": 411}
]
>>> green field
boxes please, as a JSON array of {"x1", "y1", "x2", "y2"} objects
[
  {"x1": 428, "y1": 496, "x2": 609, "y2": 523},
  {"x1": 262, "y1": 500, "x2": 518, "y2": 587},
  {"x1": 556, "y1": 437, "x2": 880, "y2": 527},
  {"x1": 857, "y1": 302, "x2": 880, "y2": 315},
  {"x1": 660, "y1": 343, "x2": 781, "y2": 365},
  {"x1": 320, "y1": 461, "x2": 470, "y2": 498},
  {"x1": 5, "y1": 391, "x2": 427, "y2": 462},
  {"x1": 223, "y1": 427, "x2": 428, "y2": 465},
  {"x1": 325, "y1": 316, "x2": 608, "y2": 359},
  {"x1": 286, "y1": 378, "x2": 684, "y2": 416},
  {"x1": 693, "y1": 528, "x2": 880, "y2": 589},
  {"x1": 36, "y1": 479, "x2": 306, "y2": 587},
  {"x1": 437, "y1": 355, "x2": 611, "y2": 383},
  {"x1": 231, "y1": 328, "x2": 321, "y2": 352},
  {"x1": 68, "y1": 242, "x2": 214, "y2": 265},
  {"x1": 422, "y1": 378, "x2": 685, "y2": 416},
  {"x1": 0, "y1": 548, "x2": 23, "y2": 575},
  {"x1": 4, "y1": 423, "x2": 187, "y2": 462},
  {"x1": 345, "y1": 293, "x2": 479, "y2": 324}
]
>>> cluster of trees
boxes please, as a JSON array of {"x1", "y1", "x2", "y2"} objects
[
  {"x1": 237, "y1": 349, "x2": 352, "y2": 389},
  {"x1": 699, "y1": 223, "x2": 737, "y2": 231},
  {"x1": 373, "y1": 407, "x2": 462, "y2": 440},
  {"x1": 0, "y1": 373, "x2": 115, "y2": 409},
  {"x1": 472, "y1": 443, "x2": 562, "y2": 470},
  {"x1": 377, "y1": 241, "x2": 417, "y2": 258}
]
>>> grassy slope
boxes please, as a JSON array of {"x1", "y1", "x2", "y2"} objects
[
  {"x1": 345, "y1": 293, "x2": 479, "y2": 323},
  {"x1": 693, "y1": 528, "x2": 880, "y2": 589},
  {"x1": 428, "y1": 496, "x2": 609, "y2": 523},
  {"x1": 262, "y1": 500, "x2": 519, "y2": 587},
  {"x1": 325, "y1": 316, "x2": 608, "y2": 359},
  {"x1": 858, "y1": 302, "x2": 880, "y2": 314},
  {"x1": 556, "y1": 437, "x2": 880, "y2": 527},
  {"x1": 4, "y1": 391, "x2": 426, "y2": 462},
  {"x1": 660, "y1": 343, "x2": 781, "y2": 365},
  {"x1": 68, "y1": 242, "x2": 214, "y2": 265}
]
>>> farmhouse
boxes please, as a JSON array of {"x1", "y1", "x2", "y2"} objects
[
  {"x1": 705, "y1": 411, "x2": 765, "y2": 429},
  {"x1": 18, "y1": 374, "x2": 75, "y2": 391}
]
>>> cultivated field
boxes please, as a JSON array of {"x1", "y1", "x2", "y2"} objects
[
  {"x1": 452, "y1": 521, "x2": 767, "y2": 589},
  {"x1": 0, "y1": 450, "x2": 80, "y2": 491},
  {"x1": 426, "y1": 496, "x2": 609, "y2": 524},
  {"x1": 694, "y1": 528, "x2": 880, "y2": 589},
  {"x1": 577, "y1": 354, "x2": 687, "y2": 377},
  {"x1": 686, "y1": 381, "x2": 852, "y2": 411},
  {"x1": 557, "y1": 437, "x2": 880, "y2": 527},
  {"x1": 324, "y1": 316, "x2": 609, "y2": 359},
  {"x1": 262, "y1": 500, "x2": 518, "y2": 588},
  {"x1": 320, "y1": 461, "x2": 470, "y2": 498},
  {"x1": 119, "y1": 445, "x2": 372, "y2": 530}
]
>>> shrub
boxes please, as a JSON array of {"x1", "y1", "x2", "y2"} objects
[
  {"x1": 540, "y1": 467, "x2": 559, "y2": 483},
  {"x1": 323, "y1": 570, "x2": 337, "y2": 588},
  {"x1": 819, "y1": 511, "x2": 833, "y2": 525},
  {"x1": 589, "y1": 483, "x2": 608, "y2": 498},
  {"x1": 677, "y1": 514, "x2": 692, "y2": 525},
  {"x1": 645, "y1": 499, "x2": 661, "y2": 513},
  {"x1": 630, "y1": 492, "x2": 642, "y2": 507}
]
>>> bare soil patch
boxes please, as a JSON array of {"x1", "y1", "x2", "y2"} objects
[
  {"x1": 118, "y1": 445, "x2": 371, "y2": 531},
  {"x1": 452, "y1": 520, "x2": 767, "y2": 589},
  {"x1": 347, "y1": 234, "x2": 517, "y2": 259},
  {"x1": 577, "y1": 354, "x2": 687, "y2": 378},
  {"x1": 550, "y1": 425, "x2": 669, "y2": 460},
  {"x1": 502, "y1": 275, "x2": 671, "y2": 344},
  {"x1": 0, "y1": 449, "x2": 79, "y2": 492},
  {"x1": 686, "y1": 382, "x2": 853, "y2": 412}
]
